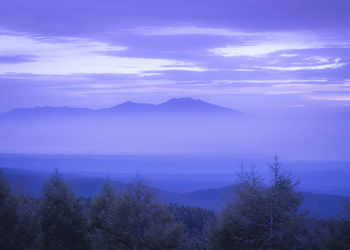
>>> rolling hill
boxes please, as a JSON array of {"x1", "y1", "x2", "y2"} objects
[{"x1": 2, "y1": 168, "x2": 349, "y2": 219}]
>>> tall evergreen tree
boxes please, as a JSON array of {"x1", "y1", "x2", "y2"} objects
[
  {"x1": 262, "y1": 155, "x2": 305, "y2": 249},
  {"x1": 0, "y1": 170, "x2": 18, "y2": 249},
  {"x1": 12, "y1": 184, "x2": 43, "y2": 249},
  {"x1": 327, "y1": 202, "x2": 350, "y2": 249},
  {"x1": 91, "y1": 177, "x2": 185, "y2": 249},
  {"x1": 211, "y1": 155, "x2": 306, "y2": 250},
  {"x1": 169, "y1": 204, "x2": 214, "y2": 249},
  {"x1": 89, "y1": 179, "x2": 119, "y2": 250},
  {"x1": 337, "y1": 203, "x2": 350, "y2": 248},
  {"x1": 40, "y1": 170, "x2": 90, "y2": 250}
]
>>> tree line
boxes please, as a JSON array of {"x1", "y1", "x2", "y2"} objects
[{"x1": 0, "y1": 156, "x2": 349, "y2": 249}]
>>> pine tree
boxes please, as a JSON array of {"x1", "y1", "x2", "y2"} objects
[
  {"x1": 262, "y1": 154, "x2": 304, "y2": 249},
  {"x1": 211, "y1": 155, "x2": 306, "y2": 250},
  {"x1": 0, "y1": 170, "x2": 18, "y2": 249},
  {"x1": 12, "y1": 184, "x2": 43, "y2": 249},
  {"x1": 91, "y1": 177, "x2": 185, "y2": 249},
  {"x1": 337, "y1": 203, "x2": 350, "y2": 248},
  {"x1": 89, "y1": 179, "x2": 119, "y2": 249},
  {"x1": 169, "y1": 204, "x2": 214, "y2": 249},
  {"x1": 40, "y1": 170, "x2": 90, "y2": 250},
  {"x1": 328, "y1": 202, "x2": 350, "y2": 249}
]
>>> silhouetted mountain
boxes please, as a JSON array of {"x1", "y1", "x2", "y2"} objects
[
  {"x1": 156, "y1": 97, "x2": 237, "y2": 114},
  {"x1": 100, "y1": 101, "x2": 156, "y2": 114},
  {"x1": 0, "y1": 97, "x2": 240, "y2": 120},
  {"x1": 2, "y1": 106, "x2": 92, "y2": 118}
]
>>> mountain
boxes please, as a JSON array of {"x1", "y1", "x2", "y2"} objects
[
  {"x1": 101, "y1": 101, "x2": 156, "y2": 114},
  {"x1": 0, "y1": 97, "x2": 240, "y2": 120},
  {"x1": 2, "y1": 168, "x2": 349, "y2": 218},
  {"x1": 155, "y1": 97, "x2": 237, "y2": 114},
  {"x1": 1, "y1": 106, "x2": 92, "y2": 119}
]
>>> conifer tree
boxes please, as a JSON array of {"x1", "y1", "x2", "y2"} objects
[
  {"x1": 0, "y1": 170, "x2": 18, "y2": 249},
  {"x1": 89, "y1": 179, "x2": 119, "y2": 249},
  {"x1": 12, "y1": 184, "x2": 43, "y2": 249},
  {"x1": 211, "y1": 155, "x2": 306, "y2": 250},
  {"x1": 40, "y1": 170, "x2": 90, "y2": 250},
  {"x1": 328, "y1": 203, "x2": 350, "y2": 249},
  {"x1": 91, "y1": 177, "x2": 185, "y2": 249}
]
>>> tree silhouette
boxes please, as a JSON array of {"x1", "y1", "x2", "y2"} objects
[
  {"x1": 40, "y1": 170, "x2": 90, "y2": 250},
  {"x1": 90, "y1": 176, "x2": 184, "y2": 249},
  {"x1": 0, "y1": 170, "x2": 18, "y2": 249},
  {"x1": 211, "y1": 155, "x2": 305, "y2": 249}
]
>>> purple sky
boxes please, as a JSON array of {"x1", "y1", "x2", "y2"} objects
[{"x1": 1, "y1": 0, "x2": 350, "y2": 114}]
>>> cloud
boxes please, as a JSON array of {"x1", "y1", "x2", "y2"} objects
[
  {"x1": 0, "y1": 55, "x2": 38, "y2": 64},
  {"x1": 209, "y1": 31, "x2": 350, "y2": 57},
  {"x1": 259, "y1": 58, "x2": 347, "y2": 71},
  {"x1": 132, "y1": 26, "x2": 254, "y2": 37},
  {"x1": 210, "y1": 41, "x2": 313, "y2": 57},
  {"x1": 213, "y1": 79, "x2": 327, "y2": 84},
  {"x1": 305, "y1": 94, "x2": 350, "y2": 101},
  {"x1": 0, "y1": 33, "x2": 206, "y2": 75},
  {"x1": 279, "y1": 53, "x2": 299, "y2": 58}
]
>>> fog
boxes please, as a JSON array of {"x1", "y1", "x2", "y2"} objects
[
  {"x1": 0, "y1": 110, "x2": 349, "y2": 161},
  {"x1": 0, "y1": 103, "x2": 349, "y2": 196}
]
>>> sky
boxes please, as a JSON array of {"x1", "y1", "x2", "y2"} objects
[{"x1": 1, "y1": 0, "x2": 350, "y2": 114}]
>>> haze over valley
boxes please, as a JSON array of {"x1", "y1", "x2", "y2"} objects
[{"x1": 1, "y1": 1, "x2": 350, "y2": 248}]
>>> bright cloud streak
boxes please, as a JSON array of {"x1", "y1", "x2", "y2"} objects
[
  {"x1": 210, "y1": 39, "x2": 323, "y2": 57},
  {"x1": 209, "y1": 31, "x2": 349, "y2": 57},
  {"x1": 259, "y1": 58, "x2": 347, "y2": 71},
  {"x1": 279, "y1": 53, "x2": 299, "y2": 58},
  {"x1": 213, "y1": 79, "x2": 327, "y2": 84},
  {"x1": 132, "y1": 26, "x2": 254, "y2": 37},
  {"x1": 0, "y1": 33, "x2": 205, "y2": 75},
  {"x1": 305, "y1": 94, "x2": 350, "y2": 101}
]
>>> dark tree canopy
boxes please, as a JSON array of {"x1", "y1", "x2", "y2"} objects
[
  {"x1": 210, "y1": 156, "x2": 306, "y2": 250},
  {"x1": 0, "y1": 170, "x2": 18, "y2": 249},
  {"x1": 0, "y1": 157, "x2": 350, "y2": 250},
  {"x1": 90, "y1": 177, "x2": 185, "y2": 249},
  {"x1": 40, "y1": 170, "x2": 90, "y2": 250}
]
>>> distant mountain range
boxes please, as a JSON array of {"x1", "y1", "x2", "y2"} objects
[{"x1": 0, "y1": 97, "x2": 240, "y2": 119}]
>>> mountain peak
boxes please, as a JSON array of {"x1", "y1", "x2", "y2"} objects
[
  {"x1": 158, "y1": 97, "x2": 238, "y2": 114},
  {"x1": 165, "y1": 97, "x2": 197, "y2": 103},
  {"x1": 1, "y1": 97, "x2": 240, "y2": 118},
  {"x1": 103, "y1": 101, "x2": 155, "y2": 113}
]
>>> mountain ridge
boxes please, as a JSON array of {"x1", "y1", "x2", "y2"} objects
[
  {"x1": 2, "y1": 167, "x2": 349, "y2": 218},
  {"x1": 0, "y1": 97, "x2": 241, "y2": 119}
]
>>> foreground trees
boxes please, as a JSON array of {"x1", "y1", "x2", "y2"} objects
[
  {"x1": 327, "y1": 203, "x2": 350, "y2": 249},
  {"x1": 0, "y1": 170, "x2": 18, "y2": 249},
  {"x1": 90, "y1": 177, "x2": 184, "y2": 249},
  {"x1": 1, "y1": 156, "x2": 350, "y2": 249},
  {"x1": 170, "y1": 204, "x2": 214, "y2": 249},
  {"x1": 40, "y1": 170, "x2": 90, "y2": 250},
  {"x1": 0, "y1": 171, "x2": 42, "y2": 249},
  {"x1": 210, "y1": 155, "x2": 306, "y2": 249}
]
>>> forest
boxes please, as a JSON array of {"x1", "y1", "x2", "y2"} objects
[{"x1": 0, "y1": 156, "x2": 349, "y2": 250}]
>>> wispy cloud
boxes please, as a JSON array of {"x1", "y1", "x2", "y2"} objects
[
  {"x1": 213, "y1": 79, "x2": 327, "y2": 84},
  {"x1": 209, "y1": 31, "x2": 349, "y2": 57},
  {"x1": 279, "y1": 53, "x2": 299, "y2": 58},
  {"x1": 132, "y1": 26, "x2": 253, "y2": 37},
  {"x1": 0, "y1": 33, "x2": 206, "y2": 75},
  {"x1": 259, "y1": 58, "x2": 347, "y2": 71},
  {"x1": 305, "y1": 94, "x2": 350, "y2": 101}
]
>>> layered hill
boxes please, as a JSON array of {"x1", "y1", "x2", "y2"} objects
[{"x1": 3, "y1": 168, "x2": 349, "y2": 219}]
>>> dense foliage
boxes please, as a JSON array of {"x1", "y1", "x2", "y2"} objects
[{"x1": 0, "y1": 157, "x2": 349, "y2": 249}]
